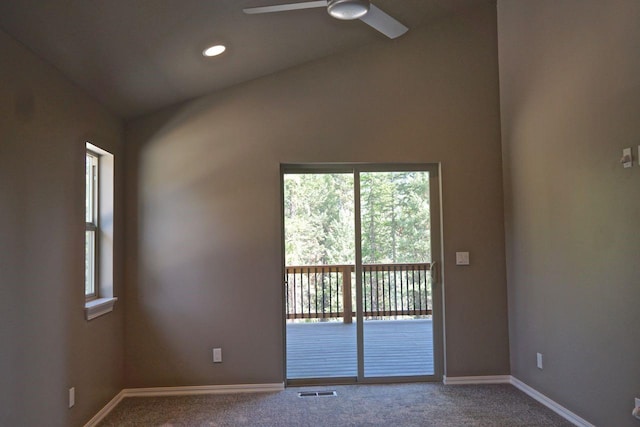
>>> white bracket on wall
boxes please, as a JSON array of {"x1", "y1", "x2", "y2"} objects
[{"x1": 621, "y1": 147, "x2": 633, "y2": 168}]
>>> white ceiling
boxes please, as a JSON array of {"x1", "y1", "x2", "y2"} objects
[{"x1": 0, "y1": 0, "x2": 489, "y2": 119}]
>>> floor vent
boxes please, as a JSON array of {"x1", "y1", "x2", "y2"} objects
[{"x1": 298, "y1": 391, "x2": 337, "y2": 398}]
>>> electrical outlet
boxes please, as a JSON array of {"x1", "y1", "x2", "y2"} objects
[
  {"x1": 68, "y1": 387, "x2": 75, "y2": 408},
  {"x1": 213, "y1": 348, "x2": 222, "y2": 363},
  {"x1": 536, "y1": 353, "x2": 543, "y2": 369}
]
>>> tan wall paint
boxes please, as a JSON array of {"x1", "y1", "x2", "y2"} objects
[
  {"x1": 124, "y1": 2, "x2": 509, "y2": 387},
  {"x1": 498, "y1": 1, "x2": 640, "y2": 425},
  {"x1": 0, "y1": 30, "x2": 124, "y2": 426}
]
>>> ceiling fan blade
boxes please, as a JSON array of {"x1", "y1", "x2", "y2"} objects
[
  {"x1": 359, "y1": 4, "x2": 408, "y2": 39},
  {"x1": 243, "y1": 1, "x2": 327, "y2": 14}
]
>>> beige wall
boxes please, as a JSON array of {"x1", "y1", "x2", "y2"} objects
[
  {"x1": 0, "y1": 30, "x2": 125, "y2": 426},
  {"x1": 498, "y1": 1, "x2": 640, "y2": 425},
  {"x1": 124, "y1": 2, "x2": 509, "y2": 387},
  {"x1": 4, "y1": 0, "x2": 639, "y2": 423}
]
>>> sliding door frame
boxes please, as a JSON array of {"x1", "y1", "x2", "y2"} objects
[{"x1": 281, "y1": 163, "x2": 443, "y2": 386}]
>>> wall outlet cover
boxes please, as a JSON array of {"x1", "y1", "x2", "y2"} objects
[
  {"x1": 213, "y1": 348, "x2": 222, "y2": 363},
  {"x1": 536, "y1": 353, "x2": 543, "y2": 369}
]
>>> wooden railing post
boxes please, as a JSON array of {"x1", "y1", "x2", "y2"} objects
[{"x1": 341, "y1": 266, "x2": 352, "y2": 324}]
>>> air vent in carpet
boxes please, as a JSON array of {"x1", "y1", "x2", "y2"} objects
[{"x1": 298, "y1": 391, "x2": 337, "y2": 397}]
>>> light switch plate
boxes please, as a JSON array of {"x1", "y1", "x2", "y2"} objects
[{"x1": 455, "y1": 252, "x2": 470, "y2": 265}]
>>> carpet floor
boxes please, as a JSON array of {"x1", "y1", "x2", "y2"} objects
[{"x1": 99, "y1": 383, "x2": 574, "y2": 426}]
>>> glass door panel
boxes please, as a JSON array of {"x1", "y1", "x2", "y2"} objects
[
  {"x1": 284, "y1": 172, "x2": 357, "y2": 380},
  {"x1": 359, "y1": 171, "x2": 435, "y2": 377}
]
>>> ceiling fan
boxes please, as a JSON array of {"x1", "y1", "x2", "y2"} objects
[{"x1": 243, "y1": 0, "x2": 408, "y2": 39}]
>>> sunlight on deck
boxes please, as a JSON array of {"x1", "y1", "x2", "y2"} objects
[{"x1": 286, "y1": 319, "x2": 434, "y2": 379}]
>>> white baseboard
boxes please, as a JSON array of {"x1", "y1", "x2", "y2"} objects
[
  {"x1": 510, "y1": 377, "x2": 595, "y2": 427},
  {"x1": 443, "y1": 375, "x2": 511, "y2": 385},
  {"x1": 84, "y1": 383, "x2": 284, "y2": 427},
  {"x1": 83, "y1": 390, "x2": 125, "y2": 427},
  {"x1": 123, "y1": 382, "x2": 285, "y2": 397}
]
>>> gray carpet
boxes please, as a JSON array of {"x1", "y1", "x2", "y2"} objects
[{"x1": 99, "y1": 383, "x2": 574, "y2": 426}]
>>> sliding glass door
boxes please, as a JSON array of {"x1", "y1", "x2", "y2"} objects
[{"x1": 283, "y1": 164, "x2": 442, "y2": 384}]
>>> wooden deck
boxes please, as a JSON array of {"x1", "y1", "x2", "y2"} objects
[{"x1": 286, "y1": 319, "x2": 434, "y2": 379}]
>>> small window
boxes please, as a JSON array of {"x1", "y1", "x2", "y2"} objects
[
  {"x1": 84, "y1": 143, "x2": 117, "y2": 320},
  {"x1": 85, "y1": 151, "x2": 99, "y2": 300}
]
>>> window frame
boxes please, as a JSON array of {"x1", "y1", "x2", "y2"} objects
[
  {"x1": 85, "y1": 149, "x2": 100, "y2": 301},
  {"x1": 84, "y1": 142, "x2": 117, "y2": 320}
]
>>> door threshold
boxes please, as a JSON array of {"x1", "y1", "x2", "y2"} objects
[
  {"x1": 286, "y1": 377, "x2": 357, "y2": 387},
  {"x1": 286, "y1": 376, "x2": 441, "y2": 387}
]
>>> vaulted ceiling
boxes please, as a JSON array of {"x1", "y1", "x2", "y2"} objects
[{"x1": 0, "y1": 0, "x2": 490, "y2": 119}]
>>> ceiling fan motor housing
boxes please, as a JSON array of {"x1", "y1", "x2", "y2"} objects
[{"x1": 327, "y1": 0, "x2": 370, "y2": 20}]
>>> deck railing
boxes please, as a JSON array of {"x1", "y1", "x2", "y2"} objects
[{"x1": 285, "y1": 263, "x2": 432, "y2": 323}]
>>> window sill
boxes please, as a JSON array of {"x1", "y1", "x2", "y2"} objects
[{"x1": 85, "y1": 297, "x2": 118, "y2": 321}]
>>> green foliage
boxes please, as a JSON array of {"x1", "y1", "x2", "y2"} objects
[
  {"x1": 360, "y1": 171, "x2": 430, "y2": 264},
  {"x1": 284, "y1": 171, "x2": 431, "y2": 266},
  {"x1": 284, "y1": 173, "x2": 355, "y2": 266}
]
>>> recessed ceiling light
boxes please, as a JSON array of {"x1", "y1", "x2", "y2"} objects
[{"x1": 202, "y1": 45, "x2": 226, "y2": 57}]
